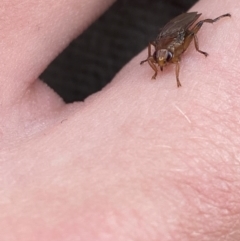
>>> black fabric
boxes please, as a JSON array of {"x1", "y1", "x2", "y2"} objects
[{"x1": 41, "y1": 0, "x2": 197, "y2": 103}]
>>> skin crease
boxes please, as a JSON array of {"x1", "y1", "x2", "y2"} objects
[{"x1": 0, "y1": 0, "x2": 240, "y2": 240}]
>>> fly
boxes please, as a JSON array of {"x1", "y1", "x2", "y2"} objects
[{"x1": 140, "y1": 12, "x2": 231, "y2": 87}]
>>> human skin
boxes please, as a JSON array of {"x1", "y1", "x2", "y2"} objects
[{"x1": 0, "y1": 0, "x2": 240, "y2": 240}]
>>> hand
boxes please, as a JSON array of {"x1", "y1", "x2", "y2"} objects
[{"x1": 1, "y1": 0, "x2": 239, "y2": 240}]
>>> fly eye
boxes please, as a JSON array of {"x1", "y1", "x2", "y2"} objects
[{"x1": 166, "y1": 52, "x2": 173, "y2": 61}]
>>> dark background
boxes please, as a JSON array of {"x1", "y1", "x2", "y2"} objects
[{"x1": 41, "y1": 0, "x2": 197, "y2": 103}]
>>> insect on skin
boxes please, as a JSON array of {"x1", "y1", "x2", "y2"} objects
[{"x1": 140, "y1": 12, "x2": 231, "y2": 87}]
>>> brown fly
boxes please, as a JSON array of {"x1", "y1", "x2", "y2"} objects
[{"x1": 140, "y1": 12, "x2": 231, "y2": 87}]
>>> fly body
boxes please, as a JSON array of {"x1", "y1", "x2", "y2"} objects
[{"x1": 140, "y1": 12, "x2": 231, "y2": 87}]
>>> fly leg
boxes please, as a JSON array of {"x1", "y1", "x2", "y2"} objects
[
  {"x1": 140, "y1": 42, "x2": 158, "y2": 79},
  {"x1": 175, "y1": 61, "x2": 181, "y2": 87},
  {"x1": 190, "y1": 13, "x2": 231, "y2": 56},
  {"x1": 147, "y1": 56, "x2": 158, "y2": 79},
  {"x1": 140, "y1": 42, "x2": 155, "y2": 65},
  {"x1": 192, "y1": 13, "x2": 231, "y2": 35},
  {"x1": 193, "y1": 34, "x2": 208, "y2": 57}
]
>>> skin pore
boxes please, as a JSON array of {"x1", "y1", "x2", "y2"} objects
[{"x1": 0, "y1": 0, "x2": 240, "y2": 240}]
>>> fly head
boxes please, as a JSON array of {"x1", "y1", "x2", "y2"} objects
[{"x1": 154, "y1": 49, "x2": 173, "y2": 71}]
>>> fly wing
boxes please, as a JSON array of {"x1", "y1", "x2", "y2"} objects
[{"x1": 158, "y1": 12, "x2": 201, "y2": 39}]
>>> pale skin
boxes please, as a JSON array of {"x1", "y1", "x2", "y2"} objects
[{"x1": 0, "y1": 0, "x2": 240, "y2": 240}]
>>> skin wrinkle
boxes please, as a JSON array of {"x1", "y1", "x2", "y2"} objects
[
  {"x1": 113, "y1": 130, "x2": 237, "y2": 239},
  {"x1": 188, "y1": 91, "x2": 239, "y2": 133},
  {"x1": 171, "y1": 174, "x2": 240, "y2": 240},
  {"x1": 186, "y1": 134, "x2": 235, "y2": 165},
  {"x1": 166, "y1": 132, "x2": 239, "y2": 232}
]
